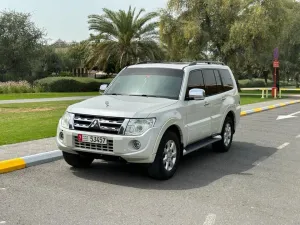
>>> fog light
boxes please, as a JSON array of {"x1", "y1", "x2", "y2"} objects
[
  {"x1": 132, "y1": 140, "x2": 141, "y2": 150},
  {"x1": 59, "y1": 131, "x2": 64, "y2": 140}
]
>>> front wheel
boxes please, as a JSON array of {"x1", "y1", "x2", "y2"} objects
[
  {"x1": 63, "y1": 152, "x2": 94, "y2": 168},
  {"x1": 212, "y1": 117, "x2": 234, "y2": 153},
  {"x1": 148, "y1": 131, "x2": 181, "y2": 180}
]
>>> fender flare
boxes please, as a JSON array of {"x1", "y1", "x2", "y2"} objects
[{"x1": 150, "y1": 118, "x2": 185, "y2": 157}]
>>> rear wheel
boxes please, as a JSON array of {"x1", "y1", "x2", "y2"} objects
[
  {"x1": 63, "y1": 152, "x2": 94, "y2": 168},
  {"x1": 148, "y1": 131, "x2": 180, "y2": 180},
  {"x1": 212, "y1": 116, "x2": 234, "y2": 153}
]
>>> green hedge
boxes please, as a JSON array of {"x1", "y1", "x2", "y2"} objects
[
  {"x1": 239, "y1": 79, "x2": 294, "y2": 88},
  {"x1": 34, "y1": 77, "x2": 113, "y2": 92}
]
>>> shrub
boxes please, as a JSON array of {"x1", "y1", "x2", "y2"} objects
[
  {"x1": 56, "y1": 71, "x2": 75, "y2": 77},
  {"x1": 0, "y1": 81, "x2": 34, "y2": 93},
  {"x1": 239, "y1": 79, "x2": 295, "y2": 88},
  {"x1": 34, "y1": 77, "x2": 113, "y2": 92},
  {"x1": 239, "y1": 79, "x2": 267, "y2": 88}
]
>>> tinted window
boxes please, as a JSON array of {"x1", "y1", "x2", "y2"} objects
[
  {"x1": 219, "y1": 69, "x2": 234, "y2": 91},
  {"x1": 214, "y1": 70, "x2": 224, "y2": 94},
  {"x1": 105, "y1": 67, "x2": 184, "y2": 100},
  {"x1": 202, "y1": 70, "x2": 217, "y2": 96},
  {"x1": 186, "y1": 70, "x2": 205, "y2": 98}
]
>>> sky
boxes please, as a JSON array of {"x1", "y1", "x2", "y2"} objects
[{"x1": 0, "y1": 0, "x2": 168, "y2": 44}]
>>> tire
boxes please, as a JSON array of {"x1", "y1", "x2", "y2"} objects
[
  {"x1": 148, "y1": 131, "x2": 181, "y2": 180},
  {"x1": 212, "y1": 116, "x2": 234, "y2": 153},
  {"x1": 63, "y1": 152, "x2": 94, "y2": 168}
]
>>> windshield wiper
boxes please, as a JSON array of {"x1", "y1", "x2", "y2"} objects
[
  {"x1": 129, "y1": 94, "x2": 150, "y2": 97},
  {"x1": 129, "y1": 94, "x2": 176, "y2": 99},
  {"x1": 105, "y1": 93, "x2": 123, "y2": 96}
]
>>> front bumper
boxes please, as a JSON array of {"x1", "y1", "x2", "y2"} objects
[{"x1": 56, "y1": 120, "x2": 160, "y2": 163}]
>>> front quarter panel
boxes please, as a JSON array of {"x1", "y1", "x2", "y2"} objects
[{"x1": 148, "y1": 105, "x2": 186, "y2": 157}]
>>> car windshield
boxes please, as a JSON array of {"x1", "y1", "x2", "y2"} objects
[{"x1": 104, "y1": 67, "x2": 184, "y2": 100}]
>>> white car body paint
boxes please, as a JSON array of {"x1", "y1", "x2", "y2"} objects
[{"x1": 56, "y1": 62, "x2": 240, "y2": 164}]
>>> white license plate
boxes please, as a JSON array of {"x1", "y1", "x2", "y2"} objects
[{"x1": 78, "y1": 134, "x2": 107, "y2": 144}]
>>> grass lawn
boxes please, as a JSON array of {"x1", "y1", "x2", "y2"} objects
[
  {"x1": 240, "y1": 95, "x2": 274, "y2": 105},
  {"x1": 0, "y1": 95, "x2": 282, "y2": 145},
  {"x1": 0, "y1": 100, "x2": 80, "y2": 145},
  {"x1": 0, "y1": 92, "x2": 99, "y2": 100}
]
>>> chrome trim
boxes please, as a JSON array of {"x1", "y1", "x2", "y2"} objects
[
  {"x1": 69, "y1": 113, "x2": 75, "y2": 129},
  {"x1": 74, "y1": 117, "x2": 93, "y2": 122},
  {"x1": 118, "y1": 119, "x2": 130, "y2": 135},
  {"x1": 73, "y1": 114, "x2": 125, "y2": 134}
]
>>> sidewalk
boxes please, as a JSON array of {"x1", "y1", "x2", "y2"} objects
[
  {"x1": 0, "y1": 98, "x2": 299, "y2": 162},
  {"x1": 0, "y1": 138, "x2": 56, "y2": 161},
  {"x1": 241, "y1": 98, "x2": 298, "y2": 111},
  {"x1": 0, "y1": 96, "x2": 92, "y2": 104}
]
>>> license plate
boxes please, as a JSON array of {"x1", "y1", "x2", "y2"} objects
[{"x1": 78, "y1": 134, "x2": 107, "y2": 144}]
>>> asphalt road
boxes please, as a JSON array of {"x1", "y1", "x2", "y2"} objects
[{"x1": 1, "y1": 104, "x2": 300, "y2": 225}]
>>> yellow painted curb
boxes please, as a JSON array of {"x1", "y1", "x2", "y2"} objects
[
  {"x1": 268, "y1": 105, "x2": 275, "y2": 109},
  {"x1": 0, "y1": 158, "x2": 26, "y2": 174},
  {"x1": 280, "y1": 103, "x2": 286, "y2": 107},
  {"x1": 254, "y1": 108, "x2": 262, "y2": 112},
  {"x1": 289, "y1": 101, "x2": 296, "y2": 104},
  {"x1": 241, "y1": 111, "x2": 247, "y2": 116}
]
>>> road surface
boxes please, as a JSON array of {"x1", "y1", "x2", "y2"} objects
[{"x1": 1, "y1": 104, "x2": 300, "y2": 225}]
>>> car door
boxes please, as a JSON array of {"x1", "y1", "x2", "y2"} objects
[
  {"x1": 185, "y1": 70, "x2": 212, "y2": 145},
  {"x1": 218, "y1": 69, "x2": 236, "y2": 131},
  {"x1": 202, "y1": 69, "x2": 222, "y2": 135}
]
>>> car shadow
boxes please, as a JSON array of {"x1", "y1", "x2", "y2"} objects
[{"x1": 70, "y1": 141, "x2": 277, "y2": 190}]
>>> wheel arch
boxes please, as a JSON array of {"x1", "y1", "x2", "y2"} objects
[
  {"x1": 225, "y1": 110, "x2": 236, "y2": 133},
  {"x1": 151, "y1": 119, "x2": 185, "y2": 158}
]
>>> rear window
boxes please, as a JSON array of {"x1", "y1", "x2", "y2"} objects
[{"x1": 219, "y1": 69, "x2": 234, "y2": 91}]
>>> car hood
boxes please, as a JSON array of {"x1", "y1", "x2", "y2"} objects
[{"x1": 67, "y1": 95, "x2": 178, "y2": 118}]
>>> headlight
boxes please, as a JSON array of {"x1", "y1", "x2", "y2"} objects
[
  {"x1": 61, "y1": 112, "x2": 74, "y2": 129},
  {"x1": 125, "y1": 118, "x2": 156, "y2": 136}
]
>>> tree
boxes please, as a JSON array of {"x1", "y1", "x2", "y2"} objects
[
  {"x1": 227, "y1": 0, "x2": 286, "y2": 82},
  {"x1": 0, "y1": 10, "x2": 44, "y2": 79},
  {"x1": 167, "y1": 0, "x2": 243, "y2": 63},
  {"x1": 279, "y1": 0, "x2": 300, "y2": 87},
  {"x1": 66, "y1": 41, "x2": 89, "y2": 70},
  {"x1": 159, "y1": 9, "x2": 209, "y2": 61},
  {"x1": 86, "y1": 6, "x2": 163, "y2": 71}
]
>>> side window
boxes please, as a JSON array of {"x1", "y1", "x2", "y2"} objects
[
  {"x1": 187, "y1": 70, "x2": 205, "y2": 93},
  {"x1": 214, "y1": 70, "x2": 223, "y2": 94},
  {"x1": 219, "y1": 69, "x2": 234, "y2": 92},
  {"x1": 202, "y1": 69, "x2": 217, "y2": 96}
]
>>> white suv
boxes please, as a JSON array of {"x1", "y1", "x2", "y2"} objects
[{"x1": 56, "y1": 61, "x2": 241, "y2": 180}]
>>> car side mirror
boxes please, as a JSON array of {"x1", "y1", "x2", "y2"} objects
[
  {"x1": 188, "y1": 88, "x2": 205, "y2": 100},
  {"x1": 99, "y1": 84, "x2": 108, "y2": 92}
]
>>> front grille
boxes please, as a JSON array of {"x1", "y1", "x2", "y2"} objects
[
  {"x1": 73, "y1": 114, "x2": 125, "y2": 134},
  {"x1": 74, "y1": 136, "x2": 113, "y2": 152}
]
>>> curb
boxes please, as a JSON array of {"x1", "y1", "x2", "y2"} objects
[
  {"x1": 240, "y1": 100, "x2": 300, "y2": 117},
  {"x1": 1, "y1": 99, "x2": 300, "y2": 174},
  {"x1": 0, "y1": 150, "x2": 62, "y2": 174}
]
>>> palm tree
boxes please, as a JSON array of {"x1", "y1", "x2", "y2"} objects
[{"x1": 86, "y1": 6, "x2": 163, "y2": 71}]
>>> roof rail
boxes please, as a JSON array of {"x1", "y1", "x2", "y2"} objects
[
  {"x1": 188, "y1": 61, "x2": 225, "y2": 66},
  {"x1": 136, "y1": 60, "x2": 193, "y2": 65}
]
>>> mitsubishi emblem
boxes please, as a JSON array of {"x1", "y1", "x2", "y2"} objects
[
  {"x1": 89, "y1": 119, "x2": 101, "y2": 129},
  {"x1": 105, "y1": 101, "x2": 109, "y2": 107}
]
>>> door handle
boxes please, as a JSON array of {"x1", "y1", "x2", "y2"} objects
[
  {"x1": 204, "y1": 101, "x2": 210, "y2": 106},
  {"x1": 221, "y1": 96, "x2": 226, "y2": 101}
]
